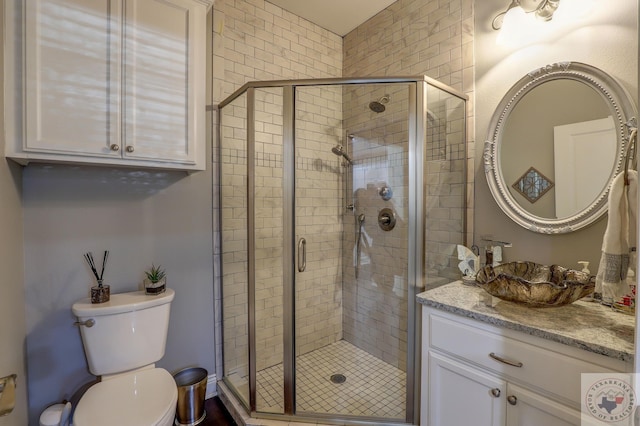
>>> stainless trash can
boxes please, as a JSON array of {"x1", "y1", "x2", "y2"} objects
[{"x1": 174, "y1": 367, "x2": 208, "y2": 425}]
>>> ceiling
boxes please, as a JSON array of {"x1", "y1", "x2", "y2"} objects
[{"x1": 266, "y1": 0, "x2": 398, "y2": 36}]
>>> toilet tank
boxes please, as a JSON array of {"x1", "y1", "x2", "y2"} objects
[{"x1": 72, "y1": 289, "x2": 175, "y2": 376}]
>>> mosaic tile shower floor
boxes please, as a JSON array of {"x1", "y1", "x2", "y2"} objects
[{"x1": 256, "y1": 340, "x2": 406, "y2": 419}]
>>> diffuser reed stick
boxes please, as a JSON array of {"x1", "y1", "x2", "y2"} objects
[{"x1": 84, "y1": 250, "x2": 109, "y2": 287}]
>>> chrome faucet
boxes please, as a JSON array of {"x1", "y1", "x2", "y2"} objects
[{"x1": 481, "y1": 236, "x2": 512, "y2": 267}]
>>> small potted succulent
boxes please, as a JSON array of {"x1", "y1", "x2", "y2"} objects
[{"x1": 144, "y1": 264, "x2": 166, "y2": 295}]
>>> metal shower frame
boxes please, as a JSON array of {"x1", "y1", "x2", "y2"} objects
[{"x1": 216, "y1": 75, "x2": 468, "y2": 426}]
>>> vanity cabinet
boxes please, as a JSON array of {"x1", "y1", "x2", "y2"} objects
[
  {"x1": 5, "y1": 0, "x2": 211, "y2": 171},
  {"x1": 422, "y1": 307, "x2": 630, "y2": 426},
  {"x1": 428, "y1": 351, "x2": 505, "y2": 426}
]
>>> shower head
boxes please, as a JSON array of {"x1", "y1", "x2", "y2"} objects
[
  {"x1": 369, "y1": 95, "x2": 390, "y2": 113},
  {"x1": 331, "y1": 144, "x2": 353, "y2": 165},
  {"x1": 369, "y1": 101, "x2": 385, "y2": 113}
]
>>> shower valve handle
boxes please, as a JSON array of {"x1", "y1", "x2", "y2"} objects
[{"x1": 378, "y1": 208, "x2": 396, "y2": 231}]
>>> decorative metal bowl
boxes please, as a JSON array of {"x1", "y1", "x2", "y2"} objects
[{"x1": 475, "y1": 261, "x2": 595, "y2": 307}]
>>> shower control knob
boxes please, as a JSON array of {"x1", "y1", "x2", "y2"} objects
[
  {"x1": 379, "y1": 186, "x2": 393, "y2": 201},
  {"x1": 110, "y1": 144, "x2": 120, "y2": 152},
  {"x1": 378, "y1": 208, "x2": 396, "y2": 231}
]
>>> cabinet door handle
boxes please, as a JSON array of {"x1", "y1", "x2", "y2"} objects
[
  {"x1": 507, "y1": 395, "x2": 517, "y2": 405},
  {"x1": 490, "y1": 388, "x2": 501, "y2": 398},
  {"x1": 489, "y1": 352, "x2": 523, "y2": 368},
  {"x1": 110, "y1": 144, "x2": 120, "y2": 151},
  {"x1": 125, "y1": 145, "x2": 135, "y2": 153}
]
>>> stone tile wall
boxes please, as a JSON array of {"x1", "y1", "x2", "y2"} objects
[
  {"x1": 215, "y1": 0, "x2": 474, "y2": 388},
  {"x1": 213, "y1": 0, "x2": 344, "y2": 385},
  {"x1": 343, "y1": 0, "x2": 475, "y2": 245},
  {"x1": 341, "y1": 0, "x2": 473, "y2": 368}
]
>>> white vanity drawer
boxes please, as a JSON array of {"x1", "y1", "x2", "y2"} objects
[{"x1": 427, "y1": 311, "x2": 624, "y2": 405}]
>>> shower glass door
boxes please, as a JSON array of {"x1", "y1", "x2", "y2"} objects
[
  {"x1": 293, "y1": 82, "x2": 414, "y2": 422},
  {"x1": 219, "y1": 76, "x2": 467, "y2": 425}
]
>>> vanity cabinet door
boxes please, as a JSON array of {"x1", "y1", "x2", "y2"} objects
[
  {"x1": 23, "y1": 0, "x2": 121, "y2": 157},
  {"x1": 505, "y1": 384, "x2": 581, "y2": 426},
  {"x1": 122, "y1": 0, "x2": 205, "y2": 167},
  {"x1": 428, "y1": 352, "x2": 505, "y2": 426}
]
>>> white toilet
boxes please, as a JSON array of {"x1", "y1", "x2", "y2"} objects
[{"x1": 71, "y1": 289, "x2": 177, "y2": 426}]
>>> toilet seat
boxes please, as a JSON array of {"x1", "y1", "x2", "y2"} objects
[{"x1": 73, "y1": 368, "x2": 177, "y2": 426}]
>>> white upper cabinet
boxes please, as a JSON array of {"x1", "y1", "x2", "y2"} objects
[{"x1": 5, "y1": 0, "x2": 211, "y2": 171}]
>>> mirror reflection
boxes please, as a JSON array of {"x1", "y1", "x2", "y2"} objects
[{"x1": 501, "y1": 79, "x2": 615, "y2": 219}]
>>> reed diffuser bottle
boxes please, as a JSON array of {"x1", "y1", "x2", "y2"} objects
[{"x1": 84, "y1": 251, "x2": 110, "y2": 303}]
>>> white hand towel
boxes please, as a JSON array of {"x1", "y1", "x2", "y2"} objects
[{"x1": 596, "y1": 170, "x2": 638, "y2": 301}]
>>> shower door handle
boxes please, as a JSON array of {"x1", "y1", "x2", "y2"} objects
[{"x1": 298, "y1": 238, "x2": 306, "y2": 272}]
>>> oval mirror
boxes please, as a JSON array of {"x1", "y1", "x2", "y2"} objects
[{"x1": 484, "y1": 62, "x2": 637, "y2": 234}]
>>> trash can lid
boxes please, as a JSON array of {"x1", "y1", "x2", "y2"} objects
[{"x1": 74, "y1": 368, "x2": 177, "y2": 426}]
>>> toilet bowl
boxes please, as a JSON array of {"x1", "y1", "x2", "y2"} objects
[
  {"x1": 72, "y1": 289, "x2": 176, "y2": 426},
  {"x1": 73, "y1": 368, "x2": 177, "y2": 426}
]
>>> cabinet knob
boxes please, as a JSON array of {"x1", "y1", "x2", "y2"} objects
[
  {"x1": 110, "y1": 144, "x2": 120, "y2": 152},
  {"x1": 490, "y1": 388, "x2": 501, "y2": 398},
  {"x1": 507, "y1": 395, "x2": 517, "y2": 406},
  {"x1": 125, "y1": 146, "x2": 135, "y2": 153}
]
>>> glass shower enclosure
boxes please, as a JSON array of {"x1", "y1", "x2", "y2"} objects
[{"x1": 217, "y1": 77, "x2": 467, "y2": 425}]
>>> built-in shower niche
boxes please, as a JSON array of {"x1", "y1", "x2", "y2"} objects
[{"x1": 218, "y1": 77, "x2": 467, "y2": 424}]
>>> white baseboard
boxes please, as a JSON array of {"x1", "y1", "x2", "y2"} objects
[{"x1": 206, "y1": 373, "x2": 217, "y2": 399}]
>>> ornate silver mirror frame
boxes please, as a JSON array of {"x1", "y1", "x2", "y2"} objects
[{"x1": 484, "y1": 62, "x2": 637, "y2": 234}]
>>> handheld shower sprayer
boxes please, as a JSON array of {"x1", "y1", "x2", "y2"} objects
[{"x1": 331, "y1": 144, "x2": 354, "y2": 165}]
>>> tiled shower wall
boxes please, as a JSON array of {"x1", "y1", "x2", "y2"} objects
[
  {"x1": 343, "y1": 0, "x2": 475, "y2": 246},
  {"x1": 341, "y1": 84, "x2": 411, "y2": 371},
  {"x1": 340, "y1": 0, "x2": 474, "y2": 367},
  {"x1": 294, "y1": 86, "x2": 344, "y2": 358},
  {"x1": 213, "y1": 0, "x2": 344, "y2": 378},
  {"x1": 214, "y1": 0, "x2": 474, "y2": 383},
  {"x1": 424, "y1": 88, "x2": 467, "y2": 284}
]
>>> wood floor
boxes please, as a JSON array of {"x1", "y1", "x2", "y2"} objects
[{"x1": 201, "y1": 396, "x2": 238, "y2": 426}]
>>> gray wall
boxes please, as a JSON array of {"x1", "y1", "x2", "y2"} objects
[
  {"x1": 474, "y1": 0, "x2": 638, "y2": 270},
  {"x1": 0, "y1": 2, "x2": 29, "y2": 423},
  {"x1": 21, "y1": 14, "x2": 216, "y2": 426},
  {"x1": 22, "y1": 164, "x2": 215, "y2": 423}
]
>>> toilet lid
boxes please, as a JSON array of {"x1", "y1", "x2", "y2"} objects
[{"x1": 74, "y1": 368, "x2": 177, "y2": 426}]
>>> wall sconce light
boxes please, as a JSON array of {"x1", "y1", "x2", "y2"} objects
[{"x1": 492, "y1": 0, "x2": 560, "y2": 30}]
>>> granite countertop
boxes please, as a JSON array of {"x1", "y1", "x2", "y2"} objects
[{"x1": 417, "y1": 281, "x2": 635, "y2": 363}]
